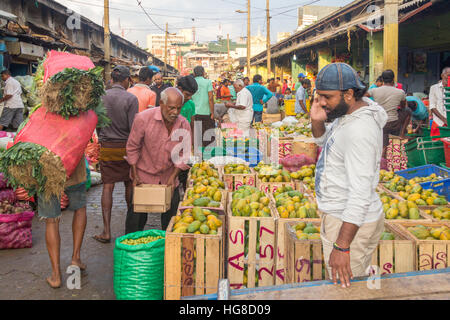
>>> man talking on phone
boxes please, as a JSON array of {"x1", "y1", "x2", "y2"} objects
[{"x1": 311, "y1": 63, "x2": 387, "y2": 288}]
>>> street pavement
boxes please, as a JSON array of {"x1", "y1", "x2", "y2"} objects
[{"x1": 0, "y1": 183, "x2": 162, "y2": 300}]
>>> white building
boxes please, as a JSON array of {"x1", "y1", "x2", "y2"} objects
[
  {"x1": 296, "y1": 5, "x2": 340, "y2": 32},
  {"x1": 146, "y1": 33, "x2": 186, "y2": 60}
]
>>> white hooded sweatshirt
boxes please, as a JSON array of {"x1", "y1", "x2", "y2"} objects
[{"x1": 314, "y1": 97, "x2": 388, "y2": 227}]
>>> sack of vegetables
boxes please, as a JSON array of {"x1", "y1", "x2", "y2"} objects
[
  {"x1": 0, "y1": 202, "x2": 35, "y2": 249},
  {"x1": 0, "y1": 53, "x2": 110, "y2": 201},
  {"x1": 114, "y1": 229, "x2": 166, "y2": 300}
]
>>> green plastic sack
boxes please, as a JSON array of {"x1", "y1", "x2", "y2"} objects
[{"x1": 114, "y1": 229, "x2": 165, "y2": 300}]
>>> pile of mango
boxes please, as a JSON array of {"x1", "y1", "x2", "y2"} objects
[
  {"x1": 172, "y1": 207, "x2": 222, "y2": 235},
  {"x1": 277, "y1": 124, "x2": 312, "y2": 138},
  {"x1": 180, "y1": 185, "x2": 223, "y2": 208},
  {"x1": 296, "y1": 113, "x2": 309, "y2": 120},
  {"x1": 424, "y1": 207, "x2": 450, "y2": 221},
  {"x1": 121, "y1": 235, "x2": 164, "y2": 245},
  {"x1": 224, "y1": 164, "x2": 252, "y2": 174},
  {"x1": 231, "y1": 186, "x2": 272, "y2": 217},
  {"x1": 190, "y1": 162, "x2": 224, "y2": 189},
  {"x1": 379, "y1": 192, "x2": 422, "y2": 220},
  {"x1": 395, "y1": 186, "x2": 447, "y2": 206},
  {"x1": 292, "y1": 222, "x2": 321, "y2": 240},
  {"x1": 380, "y1": 170, "x2": 445, "y2": 185},
  {"x1": 274, "y1": 189, "x2": 319, "y2": 219},
  {"x1": 254, "y1": 162, "x2": 291, "y2": 183},
  {"x1": 290, "y1": 164, "x2": 316, "y2": 193},
  {"x1": 407, "y1": 224, "x2": 450, "y2": 240},
  {"x1": 273, "y1": 185, "x2": 295, "y2": 198}
]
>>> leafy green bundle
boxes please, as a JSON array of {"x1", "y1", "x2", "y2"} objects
[
  {"x1": 0, "y1": 142, "x2": 66, "y2": 200},
  {"x1": 40, "y1": 66, "x2": 106, "y2": 118}
]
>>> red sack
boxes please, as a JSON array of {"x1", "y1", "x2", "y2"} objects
[
  {"x1": 43, "y1": 50, "x2": 95, "y2": 83},
  {"x1": 280, "y1": 154, "x2": 315, "y2": 172},
  {"x1": 13, "y1": 107, "x2": 98, "y2": 177},
  {"x1": 0, "y1": 211, "x2": 34, "y2": 249}
]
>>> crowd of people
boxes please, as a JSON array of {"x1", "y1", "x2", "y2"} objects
[{"x1": 0, "y1": 60, "x2": 448, "y2": 289}]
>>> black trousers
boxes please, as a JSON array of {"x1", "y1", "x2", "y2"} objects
[{"x1": 125, "y1": 186, "x2": 181, "y2": 234}]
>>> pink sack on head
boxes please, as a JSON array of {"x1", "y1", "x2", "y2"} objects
[{"x1": 43, "y1": 50, "x2": 95, "y2": 83}]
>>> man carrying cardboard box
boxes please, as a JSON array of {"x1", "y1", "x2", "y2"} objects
[{"x1": 125, "y1": 87, "x2": 192, "y2": 233}]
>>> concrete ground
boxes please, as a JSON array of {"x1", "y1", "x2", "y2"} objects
[{"x1": 0, "y1": 183, "x2": 162, "y2": 300}]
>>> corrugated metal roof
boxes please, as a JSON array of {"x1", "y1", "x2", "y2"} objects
[{"x1": 0, "y1": 9, "x2": 17, "y2": 22}]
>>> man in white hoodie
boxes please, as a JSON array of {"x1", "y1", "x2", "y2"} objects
[{"x1": 311, "y1": 63, "x2": 388, "y2": 288}]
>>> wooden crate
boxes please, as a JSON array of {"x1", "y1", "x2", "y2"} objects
[
  {"x1": 419, "y1": 207, "x2": 450, "y2": 225},
  {"x1": 285, "y1": 220, "x2": 325, "y2": 284},
  {"x1": 164, "y1": 214, "x2": 225, "y2": 300},
  {"x1": 390, "y1": 221, "x2": 450, "y2": 271},
  {"x1": 187, "y1": 165, "x2": 222, "y2": 188},
  {"x1": 226, "y1": 196, "x2": 277, "y2": 290},
  {"x1": 271, "y1": 193, "x2": 321, "y2": 285},
  {"x1": 218, "y1": 166, "x2": 257, "y2": 191},
  {"x1": 179, "y1": 188, "x2": 228, "y2": 215},
  {"x1": 285, "y1": 221, "x2": 417, "y2": 284},
  {"x1": 262, "y1": 113, "x2": 281, "y2": 124},
  {"x1": 294, "y1": 180, "x2": 315, "y2": 197},
  {"x1": 369, "y1": 222, "x2": 417, "y2": 275}
]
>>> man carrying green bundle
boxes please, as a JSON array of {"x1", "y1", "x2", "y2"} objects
[
  {"x1": 39, "y1": 158, "x2": 88, "y2": 289},
  {"x1": 94, "y1": 66, "x2": 139, "y2": 243}
]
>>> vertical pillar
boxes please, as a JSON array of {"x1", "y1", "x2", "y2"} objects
[
  {"x1": 318, "y1": 48, "x2": 332, "y2": 71},
  {"x1": 368, "y1": 32, "x2": 384, "y2": 85},
  {"x1": 383, "y1": 0, "x2": 399, "y2": 81}
]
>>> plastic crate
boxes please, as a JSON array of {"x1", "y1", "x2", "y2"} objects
[
  {"x1": 405, "y1": 136, "x2": 445, "y2": 168},
  {"x1": 443, "y1": 138, "x2": 450, "y2": 168},
  {"x1": 420, "y1": 179, "x2": 450, "y2": 201},
  {"x1": 395, "y1": 164, "x2": 450, "y2": 180},
  {"x1": 440, "y1": 163, "x2": 450, "y2": 170}
]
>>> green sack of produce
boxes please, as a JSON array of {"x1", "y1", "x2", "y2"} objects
[{"x1": 114, "y1": 229, "x2": 166, "y2": 300}]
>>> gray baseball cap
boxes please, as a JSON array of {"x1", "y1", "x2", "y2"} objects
[
  {"x1": 316, "y1": 63, "x2": 366, "y2": 91},
  {"x1": 112, "y1": 65, "x2": 131, "y2": 78}
]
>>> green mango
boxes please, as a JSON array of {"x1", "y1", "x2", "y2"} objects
[
  {"x1": 193, "y1": 207, "x2": 206, "y2": 222},
  {"x1": 303, "y1": 225, "x2": 319, "y2": 234},
  {"x1": 187, "y1": 220, "x2": 201, "y2": 233},
  {"x1": 193, "y1": 197, "x2": 211, "y2": 207},
  {"x1": 380, "y1": 232, "x2": 395, "y2": 240},
  {"x1": 199, "y1": 223, "x2": 210, "y2": 234},
  {"x1": 208, "y1": 201, "x2": 221, "y2": 208},
  {"x1": 307, "y1": 208, "x2": 317, "y2": 218},
  {"x1": 408, "y1": 208, "x2": 420, "y2": 220},
  {"x1": 434, "y1": 197, "x2": 447, "y2": 205}
]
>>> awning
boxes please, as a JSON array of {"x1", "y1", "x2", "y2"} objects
[{"x1": 0, "y1": 10, "x2": 17, "y2": 22}]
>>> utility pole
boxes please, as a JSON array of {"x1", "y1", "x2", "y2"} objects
[
  {"x1": 227, "y1": 33, "x2": 231, "y2": 68},
  {"x1": 383, "y1": 0, "x2": 399, "y2": 81},
  {"x1": 165, "y1": 22, "x2": 168, "y2": 77},
  {"x1": 104, "y1": 0, "x2": 111, "y2": 82},
  {"x1": 247, "y1": 0, "x2": 251, "y2": 78},
  {"x1": 266, "y1": 0, "x2": 271, "y2": 79}
]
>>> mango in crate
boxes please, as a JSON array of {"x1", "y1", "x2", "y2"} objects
[
  {"x1": 224, "y1": 163, "x2": 251, "y2": 174},
  {"x1": 274, "y1": 190, "x2": 319, "y2": 219},
  {"x1": 294, "y1": 222, "x2": 320, "y2": 240},
  {"x1": 181, "y1": 185, "x2": 224, "y2": 207},
  {"x1": 378, "y1": 192, "x2": 424, "y2": 220},
  {"x1": 431, "y1": 207, "x2": 450, "y2": 220},
  {"x1": 231, "y1": 186, "x2": 272, "y2": 217},
  {"x1": 380, "y1": 231, "x2": 395, "y2": 240},
  {"x1": 407, "y1": 224, "x2": 449, "y2": 240},
  {"x1": 173, "y1": 208, "x2": 221, "y2": 234}
]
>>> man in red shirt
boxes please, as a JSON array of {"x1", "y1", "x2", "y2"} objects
[
  {"x1": 125, "y1": 87, "x2": 191, "y2": 232},
  {"x1": 127, "y1": 67, "x2": 156, "y2": 112},
  {"x1": 220, "y1": 79, "x2": 233, "y2": 101}
]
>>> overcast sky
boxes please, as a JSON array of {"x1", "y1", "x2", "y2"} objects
[{"x1": 55, "y1": 0, "x2": 353, "y2": 49}]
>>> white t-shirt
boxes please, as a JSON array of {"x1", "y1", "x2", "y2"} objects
[
  {"x1": 3, "y1": 77, "x2": 24, "y2": 109},
  {"x1": 429, "y1": 81, "x2": 446, "y2": 127},
  {"x1": 229, "y1": 87, "x2": 253, "y2": 127},
  {"x1": 295, "y1": 86, "x2": 306, "y2": 114}
]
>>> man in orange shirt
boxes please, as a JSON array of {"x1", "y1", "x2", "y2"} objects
[
  {"x1": 220, "y1": 79, "x2": 233, "y2": 101},
  {"x1": 127, "y1": 67, "x2": 156, "y2": 112}
]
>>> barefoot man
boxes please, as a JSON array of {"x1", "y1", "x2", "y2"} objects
[{"x1": 39, "y1": 159, "x2": 88, "y2": 288}]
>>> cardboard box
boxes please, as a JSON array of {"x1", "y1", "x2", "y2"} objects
[{"x1": 134, "y1": 184, "x2": 173, "y2": 213}]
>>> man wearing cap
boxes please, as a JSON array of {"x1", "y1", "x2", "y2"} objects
[
  {"x1": 294, "y1": 73, "x2": 306, "y2": 91},
  {"x1": 94, "y1": 66, "x2": 139, "y2": 243},
  {"x1": 311, "y1": 63, "x2": 387, "y2": 288},
  {"x1": 127, "y1": 67, "x2": 156, "y2": 113}
]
